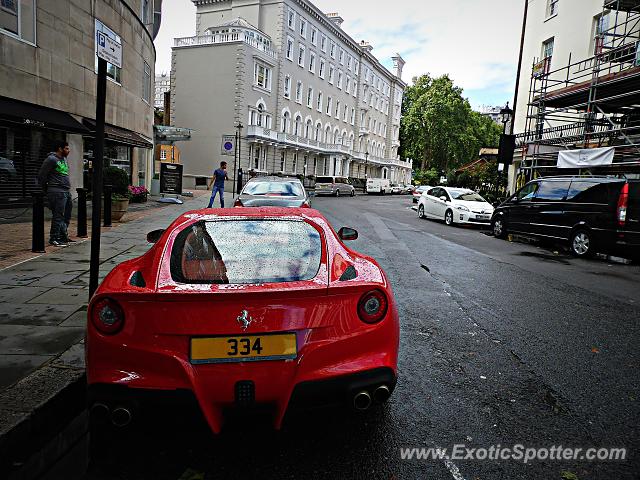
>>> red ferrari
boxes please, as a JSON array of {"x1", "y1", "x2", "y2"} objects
[{"x1": 86, "y1": 207, "x2": 399, "y2": 433}]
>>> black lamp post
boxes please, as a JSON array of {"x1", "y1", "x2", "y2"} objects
[
  {"x1": 233, "y1": 121, "x2": 243, "y2": 196},
  {"x1": 500, "y1": 103, "x2": 514, "y2": 134},
  {"x1": 363, "y1": 151, "x2": 369, "y2": 193}
]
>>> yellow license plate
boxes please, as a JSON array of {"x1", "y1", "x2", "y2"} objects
[{"x1": 190, "y1": 333, "x2": 297, "y2": 364}]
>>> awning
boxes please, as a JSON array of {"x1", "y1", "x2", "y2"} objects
[
  {"x1": 83, "y1": 119, "x2": 153, "y2": 149},
  {"x1": 0, "y1": 96, "x2": 89, "y2": 133},
  {"x1": 557, "y1": 147, "x2": 615, "y2": 168}
]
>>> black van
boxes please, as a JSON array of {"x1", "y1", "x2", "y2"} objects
[{"x1": 491, "y1": 176, "x2": 639, "y2": 258}]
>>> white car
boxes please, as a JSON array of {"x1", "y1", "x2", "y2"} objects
[
  {"x1": 390, "y1": 183, "x2": 403, "y2": 194},
  {"x1": 417, "y1": 186, "x2": 494, "y2": 226}
]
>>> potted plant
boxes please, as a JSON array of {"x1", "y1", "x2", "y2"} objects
[
  {"x1": 104, "y1": 166, "x2": 131, "y2": 222},
  {"x1": 128, "y1": 185, "x2": 149, "y2": 203}
]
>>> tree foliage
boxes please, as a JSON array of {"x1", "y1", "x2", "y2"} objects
[{"x1": 399, "y1": 74, "x2": 502, "y2": 172}]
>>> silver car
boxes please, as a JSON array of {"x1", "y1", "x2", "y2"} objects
[{"x1": 314, "y1": 176, "x2": 355, "y2": 197}]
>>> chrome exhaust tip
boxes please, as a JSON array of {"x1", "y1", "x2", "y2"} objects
[
  {"x1": 373, "y1": 385, "x2": 391, "y2": 403},
  {"x1": 353, "y1": 390, "x2": 372, "y2": 410},
  {"x1": 89, "y1": 402, "x2": 110, "y2": 422},
  {"x1": 110, "y1": 406, "x2": 132, "y2": 427}
]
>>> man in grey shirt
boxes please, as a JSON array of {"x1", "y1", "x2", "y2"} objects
[{"x1": 38, "y1": 141, "x2": 73, "y2": 247}]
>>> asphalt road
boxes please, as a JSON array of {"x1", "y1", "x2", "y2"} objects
[{"x1": 87, "y1": 195, "x2": 640, "y2": 480}]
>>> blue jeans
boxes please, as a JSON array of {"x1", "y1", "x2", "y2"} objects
[
  {"x1": 47, "y1": 191, "x2": 72, "y2": 242},
  {"x1": 208, "y1": 185, "x2": 224, "y2": 208}
]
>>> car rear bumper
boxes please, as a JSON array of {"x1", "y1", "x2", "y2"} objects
[{"x1": 87, "y1": 315, "x2": 399, "y2": 433}]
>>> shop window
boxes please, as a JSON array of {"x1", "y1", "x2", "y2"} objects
[{"x1": 0, "y1": 0, "x2": 35, "y2": 44}]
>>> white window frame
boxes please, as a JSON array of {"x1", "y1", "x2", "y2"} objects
[
  {"x1": 542, "y1": 37, "x2": 554, "y2": 59},
  {"x1": 335, "y1": 100, "x2": 341, "y2": 119},
  {"x1": 319, "y1": 58, "x2": 326, "y2": 79},
  {"x1": 320, "y1": 34, "x2": 327, "y2": 52},
  {"x1": 286, "y1": 36, "x2": 294, "y2": 61},
  {"x1": 309, "y1": 51, "x2": 316, "y2": 73},
  {"x1": 299, "y1": 17, "x2": 307, "y2": 38},
  {"x1": 142, "y1": 61, "x2": 151, "y2": 103},
  {"x1": 254, "y1": 62, "x2": 272, "y2": 91},
  {"x1": 317, "y1": 91, "x2": 323, "y2": 112},
  {"x1": 298, "y1": 44, "x2": 306, "y2": 67},
  {"x1": 546, "y1": 0, "x2": 559, "y2": 18},
  {"x1": 160, "y1": 149, "x2": 167, "y2": 160},
  {"x1": 296, "y1": 80, "x2": 303, "y2": 103},
  {"x1": 337, "y1": 70, "x2": 343, "y2": 90},
  {"x1": 339, "y1": 48, "x2": 344, "y2": 65},
  {"x1": 310, "y1": 27, "x2": 317, "y2": 45},
  {"x1": 326, "y1": 96, "x2": 332, "y2": 116},
  {"x1": 330, "y1": 41, "x2": 336, "y2": 58},
  {"x1": 284, "y1": 75, "x2": 291, "y2": 98},
  {"x1": 288, "y1": 9, "x2": 296, "y2": 29},
  {"x1": 343, "y1": 104, "x2": 348, "y2": 122},
  {"x1": 307, "y1": 86, "x2": 314, "y2": 108},
  {"x1": 329, "y1": 64, "x2": 335, "y2": 84},
  {"x1": 350, "y1": 107, "x2": 355, "y2": 125},
  {"x1": 0, "y1": 0, "x2": 36, "y2": 45},
  {"x1": 347, "y1": 55, "x2": 352, "y2": 71}
]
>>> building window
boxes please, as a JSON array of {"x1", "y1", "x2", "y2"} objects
[
  {"x1": 282, "y1": 111, "x2": 290, "y2": 133},
  {"x1": 593, "y1": 13, "x2": 610, "y2": 54},
  {"x1": 142, "y1": 61, "x2": 151, "y2": 103},
  {"x1": 345, "y1": 76, "x2": 351, "y2": 93},
  {"x1": 309, "y1": 52, "x2": 316, "y2": 73},
  {"x1": 141, "y1": 0, "x2": 152, "y2": 25},
  {"x1": 547, "y1": 0, "x2": 559, "y2": 17},
  {"x1": 319, "y1": 58, "x2": 325, "y2": 78},
  {"x1": 299, "y1": 18, "x2": 307, "y2": 37},
  {"x1": 354, "y1": 60, "x2": 359, "y2": 76},
  {"x1": 288, "y1": 9, "x2": 296, "y2": 29},
  {"x1": 160, "y1": 149, "x2": 167, "y2": 160},
  {"x1": 337, "y1": 71, "x2": 343, "y2": 89},
  {"x1": 347, "y1": 55, "x2": 352, "y2": 71},
  {"x1": 294, "y1": 116, "x2": 302, "y2": 136},
  {"x1": 330, "y1": 42, "x2": 336, "y2": 58},
  {"x1": 286, "y1": 36, "x2": 294, "y2": 60},
  {"x1": 350, "y1": 107, "x2": 355, "y2": 125},
  {"x1": 254, "y1": 62, "x2": 272, "y2": 90},
  {"x1": 280, "y1": 151, "x2": 286, "y2": 171},
  {"x1": 95, "y1": 20, "x2": 122, "y2": 83},
  {"x1": 320, "y1": 34, "x2": 327, "y2": 52},
  {"x1": 0, "y1": 0, "x2": 35, "y2": 43},
  {"x1": 307, "y1": 86, "x2": 314, "y2": 108},
  {"x1": 343, "y1": 104, "x2": 348, "y2": 122},
  {"x1": 292, "y1": 152, "x2": 298, "y2": 172},
  {"x1": 335, "y1": 100, "x2": 340, "y2": 118},
  {"x1": 284, "y1": 75, "x2": 291, "y2": 98},
  {"x1": 339, "y1": 48, "x2": 344, "y2": 65},
  {"x1": 298, "y1": 44, "x2": 305, "y2": 67},
  {"x1": 326, "y1": 96, "x2": 332, "y2": 115},
  {"x1": 317, "y1": 91, "x2": 323, "y2": 111},
  {"x1": 296, "y1": 81, "x2": 303, "y2": 103},
  {"x1": 542, "y1": 37, "x2": 554, "y2": 60},
  {"x1": 329, "y1": 65, "x2": 335, "y2": 84},
  {"x1": 311, "y1": 27, "x2": 317, "y2": 45}
]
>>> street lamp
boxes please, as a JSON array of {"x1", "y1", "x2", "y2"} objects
[
  {"x1": 500, "y1": 102, "x2": 514, "y2": 134},
  {"x1": 363, "y1": 151, "x2": 369, "y2": 193}
]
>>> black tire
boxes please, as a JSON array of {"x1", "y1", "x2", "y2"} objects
[
  {"x1": 444, "y1": 209, "x2": 454, "y2": 226},
  {"x1": 492, "y1": 216, "x2": 508, "y2": 239},
  {"x1": 570, "y1": 228, "x2": 593, "y2": 257},
  {"x1": 418, "y1": 204, "x2": 426, "y2": 219},
  {"x1": 350, "y1": 189, "x2": 355, "y2": 197}
]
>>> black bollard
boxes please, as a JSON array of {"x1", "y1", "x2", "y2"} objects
[
  {"x1": 32, "y1": 192, "x2": 45, "y2": 253},
  {"x1": 76, "y1": 188, "x2": 88, "y2": 238},
  {"x1": 236, "y1": 168, "x2": 243, "y2": 194},
  {"x1": 103, "y1": 185, "x2": 112, "y2": 227}
]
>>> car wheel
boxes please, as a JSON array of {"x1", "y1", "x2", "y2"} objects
[
  {"x1": 444, "y1": 209, "x2": 454, "y2": 226},
  {"x1": 570, "y1": 229, "x2": 593, "y2": 257},
  {"x1": 335, "y1": 189, "x2": 340, "y2": 197},
  {"x1": 492, "y1": 216, "x2": 508, "y2": 239},
  {"x1": 418, "y1": 204, "x2": 426, "y2": 219}
]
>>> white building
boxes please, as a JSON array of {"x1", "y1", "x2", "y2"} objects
[
  {"x1": 155, "y1": 72, "x2": 171, "y2": 110},
  {"x1": 510, "y1": 0, "x2": 640, "y2": 191},
  {"x1": 171, "y1": 0, "x2": 411, "y2": 188}
]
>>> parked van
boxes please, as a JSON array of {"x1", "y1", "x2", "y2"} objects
[
  {"x1": 314, "y1": 176, "x2": 355, "y2": 197},
  {"x1": 491, "y1": 176, "x2": 639, "y2": 259},
  {"x1": 367, "y1": 178, "x2": 391, "y2": 195}
]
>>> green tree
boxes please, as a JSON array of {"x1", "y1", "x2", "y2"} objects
[{"x1": 400, "y1": 74, "x2": 502, "y2": 172}]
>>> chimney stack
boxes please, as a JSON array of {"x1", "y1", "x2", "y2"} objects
[
  {"x1": 326, "y1": 12, "x2": 344, "y2": 28},
  {"x1": 392, "y1": 53, "x2": 405, "y2": 79},
  {"x1": 360, "y1": 40, "x2": 373, "y2": 53}
]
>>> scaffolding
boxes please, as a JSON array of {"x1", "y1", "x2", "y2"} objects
[{"x1": 516, "y1": 0, "x2": 640, "y2": 189}]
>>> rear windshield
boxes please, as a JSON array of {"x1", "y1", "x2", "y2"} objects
[
  {"x1": 243, "y1": 181, "x2": 304, "y2": 197},
  {"x1": 170, "y1": 220, "x2": 322, "y2": 284},
  {"x1": 315, "y1": 177, "x2": 333, "y2": 183}
]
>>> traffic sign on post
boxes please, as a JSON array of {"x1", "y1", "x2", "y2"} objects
[{"x1": 96, "y1": 31, "x2": 122, "y2": 68}]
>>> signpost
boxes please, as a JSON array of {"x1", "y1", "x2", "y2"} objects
[{"x1": 90, "y1": 28, "x2": 122, "y2": 298}]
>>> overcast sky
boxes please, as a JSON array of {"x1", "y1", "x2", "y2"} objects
[{"x1": 154, "y1": 0, "x2": 524, "y2": 110}]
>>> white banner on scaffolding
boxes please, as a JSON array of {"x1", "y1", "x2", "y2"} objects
[{"x1": 557, "y1": 147, "x2": 614, "y2": 169}]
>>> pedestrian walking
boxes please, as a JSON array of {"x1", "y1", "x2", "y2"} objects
[
  {"x1": 38, "y1": 141, "x2": 74, "y2": 247},
  {"x1": 208, "y1": 161, "x2": 228, "y2": 208}
]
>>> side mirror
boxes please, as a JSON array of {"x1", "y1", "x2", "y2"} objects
[
  {"x1": 146, "y1": 229, "x2": 165, "y2": 244},
  {"x1": 439, "y1": 196, "x2": 448, "y2": 202},
  {"x1": 338, "y1": 227, "x2": 358, "y2": 241}
]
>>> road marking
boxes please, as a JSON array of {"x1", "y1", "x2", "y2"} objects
[
  {"x1": 443, "y1": 460, "x2": 467, "y2": 480},
  {"x1": 364, "y1": 212, "x2": 397, "y2": 242}
]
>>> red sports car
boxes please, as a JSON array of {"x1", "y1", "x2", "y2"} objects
[{"x1": 86, "y1": 207, "x2": 399, "y2": 433}]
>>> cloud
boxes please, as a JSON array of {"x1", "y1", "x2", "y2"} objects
[{"x1": 154, "y1": 0, "x2": 523, "y2": 108}]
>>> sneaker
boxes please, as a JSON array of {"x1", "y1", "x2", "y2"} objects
[
  {"x1": 65, "y1": 238, "x2": 77, "y2": 243},
  {"x1": 49, "y1": 240, "x2": 68, "y2": 247}
]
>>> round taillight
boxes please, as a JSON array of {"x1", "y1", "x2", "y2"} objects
[
  {"x1": 91, "y1": 298, "x2": 124, "y2": 335},
  {"x1": 357, "y1": 290, "x2": 388, "y2": 324}
]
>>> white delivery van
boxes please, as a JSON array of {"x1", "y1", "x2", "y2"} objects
[{"x1": 366, "y1": 178, "x2": 391, "y2": 195}]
